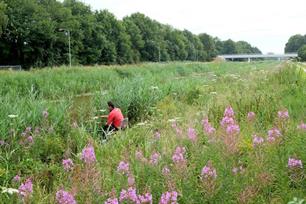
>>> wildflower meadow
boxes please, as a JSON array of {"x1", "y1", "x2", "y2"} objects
[{"x1": 0, "y1": 61, "x2": 305, "y2": 203}]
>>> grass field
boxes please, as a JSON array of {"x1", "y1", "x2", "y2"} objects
[{"x1": 0, "y1": 61, "x2": 305, "y2": 203}]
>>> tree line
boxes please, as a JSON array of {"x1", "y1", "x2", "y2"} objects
[
  {"x1": 285, "y1": 34, "x2": 306, "y2": 61},
  {"x1": 0, "y1": 0, "x2": 261, "y2": 68}
]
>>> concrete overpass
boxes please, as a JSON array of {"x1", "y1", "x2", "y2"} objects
[{"x1": 218, "y1": 53, "x2": 298, "y2": 62}]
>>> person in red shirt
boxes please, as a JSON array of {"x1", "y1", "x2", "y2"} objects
[{"x1": 101, "y1": 101, "x2": 124, "y2": 135}]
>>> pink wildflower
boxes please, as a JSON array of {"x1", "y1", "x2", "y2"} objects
[
  {"x1": 135, "y1": 150, "x2": 146, "y2": 162},
  {"x1": 56, "y1": 189, "x2": 76, "y2": 204},
  {"x1": 149, "y1": 152, "x2": 160, "y2": 166},
  {"x1": 252, "y1": 135, "x2": 264, "y2": 147},
  {"x1": 105, "y1": 197, "x2": 119, "y2": 204},
  {"x1": 0, "y1": 140, "x2": 6, "y2": 146},
  {"x1": 154, "y1": 131, "x2": 161, "y2": 140},
  {"x1": 81, "y1": 145, "x2": 96, "y2": 164},
  {"x1": 172, "y1": 146, "x2": 186, "y2": 164},
  {"x1": 128, "y1": 175, "x2": 135, "y2": 186},
  {"x1": 224, "y1": 106, "x2": 235, "y2": 118},
  {"x1": 13, "y1": 175, "x2": 21, "y2": 182},
  {"x1": 220, "y1": 116, "x2": 235, "y2": 127},
  {"x1": 278, "y1": 110, "x2": 289, "y2": 120},
  {"x1": 138, "y1": 193, "x2": 153, "y2": 204},
  {"x1": 62, "y1": 159, "x2": 74, "y2": 172},
  {"x1": 18, "y1": 179, "x2": 33, "y2": 198},
  {"x1": 288, "y1": 158, "x2": 303, "y2": 169},
  {"x1": 117, "y1": 161, "x2": 129, "y2": 175},
  {"x1": 159, "y1": 191, "x2": 178, "y2": 204},
  {"x1": 202, "y1": 118, "x2": 216, "y2": 135},
  {"x1": 201, "y1": 163, "x2": 217, "y2": 179},
  {"x1": 187, "y1": 128, "x2": 197, "y2": 142},
  {"x1": 162, "y1": 166, "x2": 170, "y2": 176},
  {"x1": 297, "y1": 122, "x2": 306, "y2": 131},
  {"x1": 267, "y1": 127, "x2": 281, "y2": 142},
  {"x1": 27, "y1": 136, "x2": 34, "y2": 144},
  {"x1": 226, "y1": 124, "x2": 240, "y2": 135},
  {"x1": 247, "y1": 112, "x2": 256, "y2": 121},
  {"x1": 119, "y1": 187, "x2": 138, "y2": 203}
]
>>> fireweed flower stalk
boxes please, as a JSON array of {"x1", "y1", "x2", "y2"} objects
[
  {"x1": 297, "y1": 122, "x2": 306, "y2": 131},
  {"x1": 104, "y1": 197, "x2": 119, "y2": 204},
  {"x1": 202, "y1": 118, "x2": 216, "y2": 136},
  {"x1": 149, "y1": 152, "x2": 160, "y2": 166},
  {"x1": 159, "y1": 191, "x2": 178, "y2": 204},
  {"x1": 117, "y1": 161, "x2": 130, "y2": 175},
  {"x1": 288, "y1": 158, "x2": 303, "y2": 169},
  {"x1": 277, "y1": 109, "x2": 289, "y2": 120},
  {"x1": 119, "y1": 187, "x2": 138, "y2": 203},
  {"x1": 81, "y1": 145, "x2": 96, "y2": 164},
  {"x1": 138, "y1": 193, "x2": 153, "y2": 204},
  {"x1": 200, "y1": 161, "x2": 217, "y2": 197},
  {"x1": 171, "y1": 121, "x2": 182, "y2": 136},
  {"x1": 56, "y1": 189, "x2": 76, "y2": 204},
  {"x1": 247, "y1": 112, "x2": 256, "y2": 122},
  {"x1": 172, "y1": 146, "x2": 186, "y2": 165},
  {"x1": 187, "y1": 127, "x2": 197, "y2": 143},
  {"x1": 18, "y1": 179, "x2": 33, "y2": 199},
  {"x1": 62, "y1": 159, "x2": 74, "y2": 172},
  {"x1": 267, "y1": 127, "x2": 281, "y2": 143},
  {"x1": 252, "y1": 135, "x2": 264, "y2": 147}
]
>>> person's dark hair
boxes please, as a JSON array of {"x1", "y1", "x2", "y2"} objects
[{"x1": 107, "y1": 101, "x2": 115, "y2": 108}]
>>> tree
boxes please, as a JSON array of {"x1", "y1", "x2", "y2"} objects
[
  {"x1": 221, "y1": 39, "x2": 237, "y2": 54},
  {"x1": 198, "y1": 33, "x2": 217, "y2": 61},
  {"x1": 285, "y1": 34, "x2": 306, "y2": 53},
  {"x1": 0, "y1": 1, "x2": 8, "y2": 36},
  {"x1": 298, "y1": 45, "x2": 306, "y2": 61}
]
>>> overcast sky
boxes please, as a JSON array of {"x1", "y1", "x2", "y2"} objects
[{"x1": 81, "y1": 0, "x2": 306, "y2": 54}]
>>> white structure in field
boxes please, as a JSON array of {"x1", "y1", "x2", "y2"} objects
[{"x1": 218, "y1": 53, "x2": 298, "y2": 62}]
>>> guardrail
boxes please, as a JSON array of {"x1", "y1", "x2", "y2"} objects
[{"x1": 0, "y1": 65, "x2": 22, "y2": 71}]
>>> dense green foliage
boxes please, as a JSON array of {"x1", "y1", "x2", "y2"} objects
[
  {"x1": 285, "y1": 34, "x2": 306, "y2": 53},
  {"x1": 298, "y1": 45, "x2": 306, "y2": 61},
  {"x1": 0, "y1": 0, "x2": 261, "y2": 68},
  {"x1": 0, "y1": 62, "x2": 305, "y2": 203}
]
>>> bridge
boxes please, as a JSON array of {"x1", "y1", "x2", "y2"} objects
[{"x1": 218, "y1": 53, "x2": 298, "y2": 62}]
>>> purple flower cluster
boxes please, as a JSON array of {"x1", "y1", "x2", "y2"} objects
[
  {"x1": 252, "y1": 134, "x2": 264, "y2": 147},
  {"x1": 21, "y1": 127, "x2": 34, "y2": 145},
  {"x1": 267, "y1": 127, "x2": 281, "y2": 142},
  {"x1": 149, "y1": 152, "x2": 161, "y2": 166},
  {"x1": 62, "y1": 159, "x2": 74, "y2": 172},
  {"x1": 247, "y1": 112, "x2": 256, "y2": 121},
  {"x1": 159, "y1": 191, "x2": 178, "y2": 204},
  {"x1": 202, "y1": 118, "x2": 216, "y2": 135},
  {"x1": 220, "y1": 106, "x2": 240, "y2": 135},
  {"x1": 104, "y1": 197, "x2": 119, "y2": 204},
  {"x1": 172, "y1": 122, "x2": 182, "y2": 136},
  {"x1": 119, "y1": 187, "x2": 138, "y2": 203},
  {"x1": 154, "y1": 131, "x2": 161, "y2": 140},
  {"x1": 162, "y1": 166, "x2": 170, "y2": 176},
  {"x1": 288, "y1": 158, "x2": 303, "y2": 169},
  {"x1": 172, "y1": 146, "x2": 186, "y2": 164},
  {"x1": 187, "y1": 127, "x2": 197, "y2": 142},
  {"x1": 138, "y1": 193, "x2": 153, "y2": 204},
  {"x1": 226, "y1": 124, "x2": 240, "y2": 135},
  {"x1": 56, "y1": 189, "x2": 76, "y2": 204},
  {"x1": 117, "y1": 161, "x2": 130, "y2": 175},
  {"x1": 201, "y1": 163, "x2": 217, "y2": 179},
  {"x1": 297, "y1": 122, "x2": 306, "y2": 131},
  {"x1": 13, "y1": 175, "x2": 21, "y2": 182},
  {"x1": 277, "y1": 110, "x2": 289, "y2": 120},
  {"x1": 18, "y1": 179, "x2": 33, "y2": 198},
  {"x1": 81, "y1": 145, "x2": 96, "y2": 164}
]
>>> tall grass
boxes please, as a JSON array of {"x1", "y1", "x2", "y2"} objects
[{"x1": 0, "y1": 61, "x2": 305, "y2": 203}]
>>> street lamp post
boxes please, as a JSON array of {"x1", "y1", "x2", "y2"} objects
[{"x1": 59, "y1": 29, "x2": 71, "y2": 67}]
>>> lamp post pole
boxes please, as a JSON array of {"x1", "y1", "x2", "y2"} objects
[
  {"x1": 59, "y1": 29, "x2": 71, "y2": 67},
  {"x1": 68, "y1": 30, "x2": 71, "y2": 67}
]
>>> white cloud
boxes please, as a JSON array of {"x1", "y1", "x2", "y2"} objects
[{"x1": 82, "y1": 0, "x2": 306, "y2": 53}]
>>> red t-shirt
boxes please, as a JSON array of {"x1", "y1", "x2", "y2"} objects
[{"x1": 107, "y1": 108, "x2": 124, "y2": 128}]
